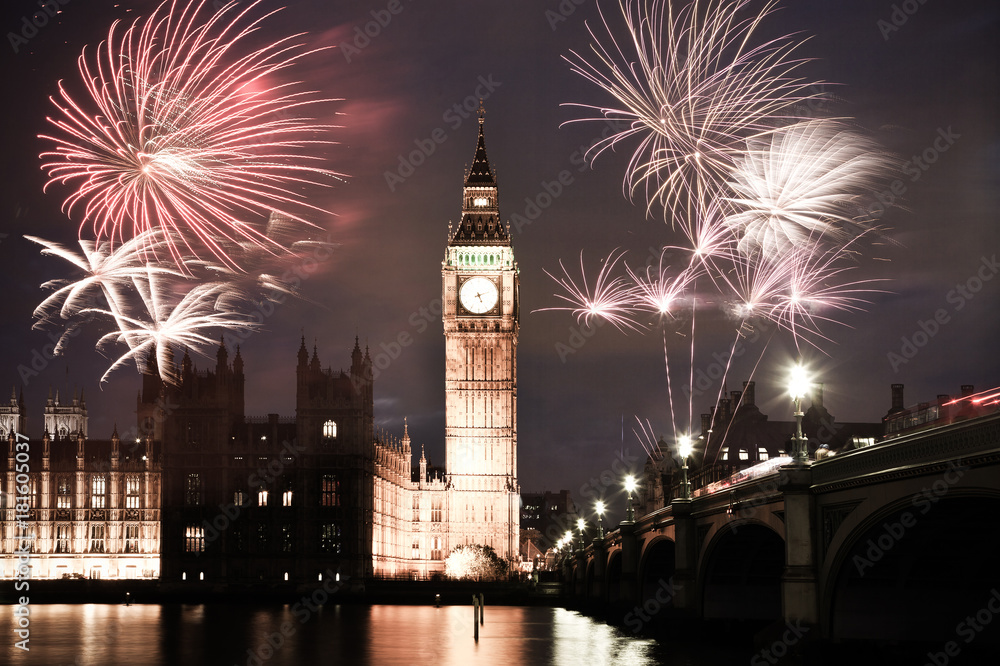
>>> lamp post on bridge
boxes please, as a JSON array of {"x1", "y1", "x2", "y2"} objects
[
  {"x1": 595, "y1": 501, "x2": 605, "y2": 539},
  {"x1": 788, "y1": 362, "x2": 812, "y2": 465},
  {"x1": 624, "y1": 475, "x2": 637, "y2": 523},
  {"x1": 576, "y1": 517, "x2": 586, "y2": 550},
  {"x1": 678, "y1": 435, "x2": 693, "y2": 500}
]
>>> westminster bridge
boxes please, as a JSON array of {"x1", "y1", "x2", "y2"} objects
[{"x1": 559, "y1": 411, "x2": 1000, "y2": 644}]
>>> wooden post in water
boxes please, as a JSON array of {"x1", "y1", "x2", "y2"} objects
[
  {"x1": 473, "y1": 595, "x2": 479, "y2": 640},
  {"x1": 478, "y1": 592, "x2": 484, "y2": 625}
]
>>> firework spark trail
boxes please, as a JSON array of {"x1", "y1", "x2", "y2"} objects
[
  {"x1": 39, "y1": 0, "x2": 343, "y2": 270},
  {"x1": 537, "y1": 250, "x2": 645, "y2": 333},
  {"x1": 563, "y1": 0, "x2": 827, "y2": 220},
  {"x1": 633, "y1": 416, "x2": 664, "y2": 461},
  {"x1": 83, "y1": 272, "x2": 257, "y2": 384},
  {"x1": 724, "y1": 120, "x2": 895, "y2": 258},
  {"x1": 710, "y1": 321, "x2": 777, "y2": 464},
  {"x1": 26, "y1": 231, "x2": 188, "y2": 355}
]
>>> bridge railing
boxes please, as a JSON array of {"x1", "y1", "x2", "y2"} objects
[{"x1": 810, "y1": 411, "x2": 1000, "y2": 490}]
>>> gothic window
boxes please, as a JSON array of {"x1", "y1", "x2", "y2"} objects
[
  {"x1": 185, "y1": 474, "x2": 202, "y2": 506},
  {"x1": 184, "y1": 525, "x2": 204, "y2": 553},
  {"x1": 320, "y1": 523, "x2": 341, "y2": 554},
  {"x1": 125, "y1": 524, "x2": 140, "y2": 553},
  {"x1": 321, "y1": 475, "x2": 340, "y2": 507},
  {"x1": 55, "y1": 524, "x2": 71, "y2": 553},
  {"x1": 258, "y1": 489, "x2": 269, "y2": 507},
  {"x1": 59, "y1": 425, "x2": 69, "y2": 438},
  {"x1": 125, "y1": 476, "x2": 141, "y2": 509},
  {"x1": 431, "y1": 537, "x2": 442, "y2": 560},
  {"x1": 431, "y1": 500, "x2": 442, "y2": 523},
  {"x1": 323, "y1": 420, "x2": 337, "y2": 439},
  {"x1": 17, "y1": 524, "x2": 35, "y2": 552},
  {"x1": 231, "y1": 522, "x2": 246, "y2": 551},
  {"x1": 57, "y1": 478, "x2": 72, "y2": 509},
  {"x1": 282, "y1": 489, "x2": 293, "y2": 507},
  {"x1": 90, "y1": 524, "x2": 106, "y2": 553},
  {"x1": 412, "y1": 495, "x2": 420, "y2": 522},
  {"x1": 234, "y1": 489, "x2": 247, "y2": 507},
  {"x1": 411, "y1": 541, "x2": 420, "y2": 559},
  {"x1": 91, "y1": 476, "x2": 107, "y2": 509}
]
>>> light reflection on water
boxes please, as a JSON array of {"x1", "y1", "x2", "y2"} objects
[{"x1": 0, "y1": 603, "x2": 722, "y2": 665}]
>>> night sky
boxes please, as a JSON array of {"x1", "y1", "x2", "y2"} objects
[{"x1": 1, "y1": 0, "x2": 997, "y2": 516}]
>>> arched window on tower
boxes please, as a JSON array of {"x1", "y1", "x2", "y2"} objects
[{"x1": 323, "y1": 420, "x2": 337, "y2": 440}]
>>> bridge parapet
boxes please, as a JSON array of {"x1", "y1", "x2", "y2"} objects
[{"x1": 810, "y1": 412, "x2": 1000, "y2": 491}]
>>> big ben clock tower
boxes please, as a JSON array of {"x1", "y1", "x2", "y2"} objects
[{"x1": 441, "y1": 104, "x2": 519, "y2": 560}]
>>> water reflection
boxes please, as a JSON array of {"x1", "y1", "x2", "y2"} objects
[{"x1": 1, "y1": 603, "x2": 674, "y2": 665}]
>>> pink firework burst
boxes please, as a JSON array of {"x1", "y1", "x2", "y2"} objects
[
  {"x1": 39, "y1": 0, "x2": 343, "y2": 270},
  {"x1": 537, "y1": 250, "x2": 644, "y2": 333}
]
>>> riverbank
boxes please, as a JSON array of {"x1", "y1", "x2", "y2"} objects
[{"x1": 0, "y1": 577, "x2": 564, "y2": 606}]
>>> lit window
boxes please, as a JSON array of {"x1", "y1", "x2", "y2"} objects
[
  {"x1": 282, "y1": 490, "x2": 293, "y2": 507},
  {"x1": 125, "y1": 524, "x2": 140, "y2": 553},
  {"x1": 720, "y1": 447, "x2": 729, "y2": 460},
  {"x1": 126, "y1": 476, "x2": 141, "y2": 509},
  {"x1": 234, "y1": 489, "x2": 247, "y2": 506},
  {"x1": 258, "y1": 489, "x2": 269, "y2": 507},
  {"x1": 431, "y1": 500, "x2": 442, "y2": 523},
  {"x1": 738, "y1": 449, "x2": 749, "y2": 461},
  {"x1": 91, "y1": 476, "x2": 107, "y2": 509},
  {"x1": 185, "y1": 525, "x2": 204, "y2": 553},
  {"x1": 56, "y1": 524, "x2": 71, "y2": 553},
  {"x1": 90, "y1": 524, "x2": 106, "y2": 553},
  {"x1": 758, "y1": 448, "x2": 770, "y2": 461},
  {"x1": 320, "y1": 523, "x2": 341, "y2": 553},
  {"x1": 321, "y1": 475, "x2": 339, "y2": 507},
  {"x1": 323, "y1": 420, "x2": 337, "y2": 439},
  {"x1": 185, "y1": 474, "x2": 201, "y2": 506},
  {"x1": 473, "y1": 197, "x2": 489, "y2": 206},
  {"x1": 56, "y1": 477, "x2": 73, "y2": 509}
]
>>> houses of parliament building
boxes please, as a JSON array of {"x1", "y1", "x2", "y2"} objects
[{"x1": 0, "y1": 109, "x2": 521, "y2": 584}]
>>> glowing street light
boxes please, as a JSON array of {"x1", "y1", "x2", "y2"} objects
[
  {"x1": 624, "y1": 475, "x2": 637, "y2": 523},
  {"x1": 788, "y1": 362, "x2": 811, "y2": 464},
  {"x1": 595, "y1": 500, "x2": 605, "y2": 539},
  {"x1": 576, "y1": 517, "x2": 586, "y2": 548},
  {"x1": 678, "y1": 435, "x2": 693, "y2": 500}
]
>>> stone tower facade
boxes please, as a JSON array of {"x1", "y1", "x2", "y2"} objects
[{"x1": 440, "y1": 105, "x2": 520, "y2": 559}]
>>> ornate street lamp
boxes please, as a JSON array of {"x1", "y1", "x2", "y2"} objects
[
  {"x1": 624, "y1": 475, "x2": 637, "y2": 523},
  {"x1": 595, "y1": 500, "x2": 605, "y2": 538},
  {"x1": 678, "y1": 435, "x2": 693, "y2": 500},
  {"x1": 788, "y1": 362, "x2": 811, "y2": 464},
  {"x1": 576, "y1": 517, "x2": 586, "y2": 549}
]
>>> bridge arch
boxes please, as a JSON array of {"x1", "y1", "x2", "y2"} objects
[
  {"x1": 824, "y1": 490, "x2": 1000, "y2": 643},
  {"x1": 605, "y1": 549, "x2": 622, "y2": 605},
  {"x1": 638, "y1": 537, "x2": 676, "y2": 607},
  {"x1": 585, "y1": 558, "x2": 596, "y2": 599},
  {"x1": 699, "y1": 520, "x2": 784, "y2": 620}
]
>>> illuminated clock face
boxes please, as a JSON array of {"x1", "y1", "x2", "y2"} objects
[{"x1": 459, "y1": 277, "x2": 499, "y2": 314}]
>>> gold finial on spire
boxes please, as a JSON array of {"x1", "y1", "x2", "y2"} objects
[{"x1": 478, "y1": 98, "x2": 485, "y2": 124}]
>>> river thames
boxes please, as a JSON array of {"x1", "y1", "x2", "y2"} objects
[{"x1": 1, "y1": 603, "x2": 757, "y2": 665}]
